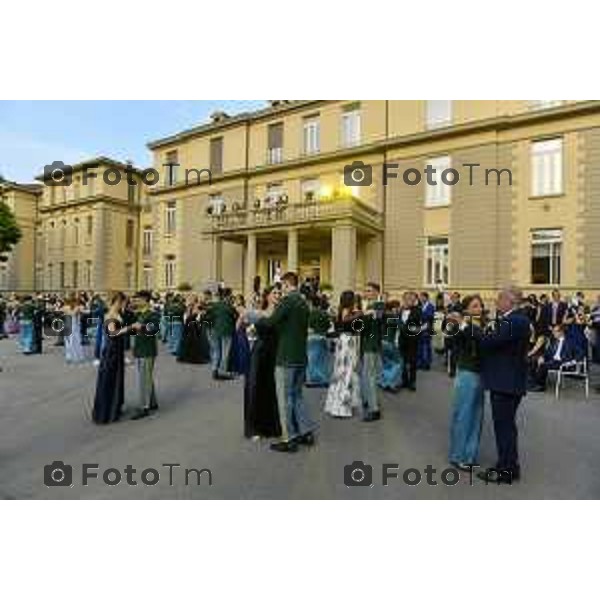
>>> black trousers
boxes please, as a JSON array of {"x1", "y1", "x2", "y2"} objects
[{"x1": 490, "y1": 391, "x2": 523, "y2": 471}]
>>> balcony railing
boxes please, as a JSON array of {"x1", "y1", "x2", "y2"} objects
[{"x1": 205, "y1": 198, "x2": 383, "y2": 234}]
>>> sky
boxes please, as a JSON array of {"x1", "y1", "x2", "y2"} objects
[{"x1": 0, "y1": 100, "x2": 266, "y2": 183}]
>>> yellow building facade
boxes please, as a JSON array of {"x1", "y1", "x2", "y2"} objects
[
  {"x1": 146, "y1": 100, "x2": 600, "y2": 298},
  {"x1": 0, "y1": 181, "x2": 41, "y2": 291},
  {"x1": 34, "y1": 158, "x2": 144, "y2": 292},
  {"x1": 4, "y1": 100, "x2": 600, "y2": 298}
]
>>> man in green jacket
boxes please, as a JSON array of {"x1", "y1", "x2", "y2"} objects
[
  {"x1": 261, "y1": 272, "x2": 315, "y2": 452},
  {"x1": 204, "y1": 287, "x2": 237, "y2": 379},
  {"x1": 131, "y1": 290, "x2": 161, "y2": 420}
]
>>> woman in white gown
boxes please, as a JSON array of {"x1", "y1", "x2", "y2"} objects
[
  {"x1": 324, "y1": 291, "x2": 363, "y2": 418},
  {"x1": 64, "y1": 296, "x2": 87, "y2": 364}
]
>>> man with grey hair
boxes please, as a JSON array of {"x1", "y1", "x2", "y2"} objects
[{"x1": 477, "y1": 286, "x2": 530, "y2": 484}]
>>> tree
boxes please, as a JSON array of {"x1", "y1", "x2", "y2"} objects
[{"x1": 0, "y1": 200, "x2": 22, "y2": 262}]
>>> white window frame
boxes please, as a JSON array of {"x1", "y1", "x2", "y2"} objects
[
  {"x1": 143, "y1": 228, "x2": 153, "y2": 256},
  {"x1": 531, "y1": 138, "x2": 563, "y2": 197},
  {"x1": 143, "y1": 266, "x2": 153, "y2": 290},
  {"x1": 265, "y1": 183, "x2": 285, "y2": 208},
  {"x1": 165, "y1": 201, "x2": 177, "y2": 236},
  {"x1": 531, "y1": 229, "x2": 562, "y2": 285},
  {"x1": 303, "y1": 117, "x2": 320, "y2": 154},
  {"x1": 426, "y1": 100, "x2": 452, "y2": 129},
  {"x1": 165, "y1": 259, "x2": 176, "y2": 289},
  {"x1": 341, "y1": 108, "x2": 361, "y2": 148},
  {"x1": 425, "y1": 237, "x2": 450, "y2": 286},
  {"x1": 425, "y1": 155, "x2": 452, "y2": 207}
]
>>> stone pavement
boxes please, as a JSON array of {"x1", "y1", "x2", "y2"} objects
[{"x1": 1, "y1": 337, "x2": 599, "y2": 499}]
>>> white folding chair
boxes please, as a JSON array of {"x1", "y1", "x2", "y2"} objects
[{"x1": 552, "y1": 357, "x2": 590, "y2": 399}]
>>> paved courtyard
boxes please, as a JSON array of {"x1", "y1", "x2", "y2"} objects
[{"x1": 1, "y1": 337, "x2": 599, "y2": 500}]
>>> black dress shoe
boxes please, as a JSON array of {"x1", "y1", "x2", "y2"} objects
[
  {"x1": 296, "y1": 432, "x2": 316, "y2": 446},
  {"x1": 149, "y1": 404, "x2": 159, "y2": 413},
  {"x1": 476, "y1": 468, "x2": 520, "y2": 484},
  {"x1": 131, "y1": 408, "x2": 150, "y2": 421},
  {"x1": 270, "y1": 440, "x2": 299, "y2": 453}
]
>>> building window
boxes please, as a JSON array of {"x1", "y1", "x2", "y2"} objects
[
  {"x1": 303, "y1": 116, "x2": 320, "y2": 154},
  {"x1": 209, "y1": 193, "x2": 225, "y2": 215},
  {"x1": 529, "y1": 100, "x2": 563, "y2": 111},
  {"x1": 60, "y1": 220, "x2": 67, "y2": 247},
  {"x1": 85, "y1": 261, "x2": 92, "y2": 287},
  {"x1": 87, "y1": 176, "x2": 95, "y2": 197},
  {"x1": 341, "y1": 104, "x2": 361, "y2": 147},
  {"x1": 210, "y1": 137, "x2": 224, "y2": 174},
  {"x1": 425, "y1": 100, "x2": 452, "y2": 129},
  {"x1": 128, "y1": 181, "x2": 136, "y2": 204},
  {"x1": 424, "y1": 155, "x2": 452, "y2": 207},
  {"x1": 143, "y1": 227, "x2": 153, "y2": 256},
  {"x1": 531, "y1": 138, "x2": 563, "y2": 197},
  {"x1": 126, "y1": 219, "x2": 135, "y2": 248},
  {"x1": 86, "y1": 215, "x2": 93, "y2": 241},
  {"x1": 47, "y1": 263, "x2": 53, "y2": 289},
  {"x1": 165, "y1": 150, "x2": 179, "y2": 186},
  {"x1": 165, "y1": 258, "x2": 176, "y2": 288},
  {"x1": 72, "y1": 261, "x2": 78, "y2": 288},
  {"x1": 531, "y1": 229, "x2": 562, "y2": 285},
  {"x1": 143, "y1": 265, "x2": 153, "y2": 290},
  {"x1": 425, "y1": 237, "x2": 449, "y2": 286},
  {"x1": 165, "y1": 201, "x2": 177, "y2": 235},
  {"x1": 59, "y1": 262, "x2": 65, "y2": 289},
  {"x1": 73, "y1": 218, "x2": 80, "y2": 245},
  {"x1": 301, "y1": 178, "x2": 320, "y2": 202},
  {"x1": 267, "y1": 122, "x2": 284, "y2": 164}
]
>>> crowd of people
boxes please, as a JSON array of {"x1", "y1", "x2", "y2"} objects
[{"x1": 2, "y1": 278, "x2": 600, "y2": 485}]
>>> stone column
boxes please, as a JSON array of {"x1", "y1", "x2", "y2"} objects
[
  {"x1": 287, "y1": 227, "x2": 299, "y2": 273},
  {"x1": 331, "y1": 222, "x2": 357, "y2": 294},
  {"x1": 244, "y1": 232, "x2": 257, "y2": 297}
]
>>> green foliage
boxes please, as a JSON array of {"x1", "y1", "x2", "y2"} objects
[{"x1": 0, "y1": 200, "x2": 22, "y2": 262}]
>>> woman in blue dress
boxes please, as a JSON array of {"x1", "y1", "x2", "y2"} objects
[
  {"x1": 306, "y1": 295, "x2": 332, "y2": 387},
  {"x1": 378, "y1": 300, "x2": 403, "y2": 392}
]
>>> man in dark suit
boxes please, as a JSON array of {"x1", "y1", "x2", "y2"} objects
[
  {"x1": 477, "y1": 287, "x2": 530, "y2": 484},
  {"x1": 542, "y1": 288, "x2": 568, "y2": 333},
  {"x1": 204, "y1": 288, "x2": 237, "y2": 379},
  {"x1": 398, "y1": 291, "x2": 422, "y2": 391},
  {"x1": 530, "y1": 324, "x2": 577, "y2": 392}
]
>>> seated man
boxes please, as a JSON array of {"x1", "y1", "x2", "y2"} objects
[{"x1": 531, "y1": 324, "x2": 577, "y2": 392}]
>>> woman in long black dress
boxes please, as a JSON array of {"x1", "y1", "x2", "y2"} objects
[
  {"x1": 92, "y1": 292, "x2": 135, "y2": 424},
  {"x1": 177, "y1": 295, "x2": 211, "y2": 364},
  {"x1": 243, "y1": 286, "x2": 282, "y2": 439}
]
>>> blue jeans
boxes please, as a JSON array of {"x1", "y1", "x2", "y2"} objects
[
  {"x1": 168, "y1": 320, "x2": 183, "y2": 355},
  {"x1": 306, "y1": 334, "x2": 331, "y2": 386},
  {"x1": 360, "y1": 352, "x2": 381, "y2": 416},
  {"x1": 448, "y1": 369, "x2": 484, "y2": 465},
  {"x1": 275, "y1": 365, "x2": 315, "y2": 441},
  {"x1": 210, "y1": 335, "x2": 232, "y2": 375}
]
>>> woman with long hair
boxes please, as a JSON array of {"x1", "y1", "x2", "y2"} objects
[
  {"x1": 324, "y1": 290, "x2": 363, "y2": 418},
  {"x1": 64, "y1": 294, "x2": 87, "y2": 364},
  {"x1": 243, "y1": 286, "x2": 282, "y2": 439},
  {"x1": 230, "y1": 294, "x2": 251, "y2": 377},
  {"x1": 92, "y1": 292, "x2": 136, "y2": 424},
  {"x1": 448, "y1": 294, "x2": 486, "y2": 470},
  {"x1": 177, "y1": 294, "x2": 210, "y2": 364}
]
